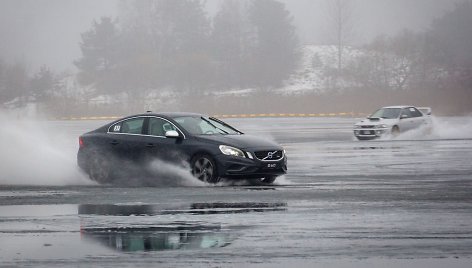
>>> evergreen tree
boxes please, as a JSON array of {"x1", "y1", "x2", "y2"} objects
[
  {"x1": 212, "y1": 0, "x2": 299, "y2": 89},
  {"x1": 120, "y1": 0, "x2": 211, "y2": 92},
  {"x1": 212, "y1": 0, "x2": 247, "y2": 87},
  {"x1": 248, "y1": 0, "x2": 299, "y2": 87},
  {"x1": 3, "y1": 62, "x2": 29, "y2": 106},
  {"x1": 30, "y1": 65, "x2": 54, "y2": 102},
  {"x1": 75, "y1": 17, "x2": 120, "y2": 94}
]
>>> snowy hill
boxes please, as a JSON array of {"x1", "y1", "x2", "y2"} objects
[{"x1": 277, "y1": 45, "x2": 362, "y2": 95}]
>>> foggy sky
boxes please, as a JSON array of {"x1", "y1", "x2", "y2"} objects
[
  {"x1": 0, "y1": 0, "x2": 460, "y2": 72},
  {"x1": 286, "y1": 0, "x2": 459, "y2": 45},
  {"x1": 0, "y1": 0, "x2": 117, "y2": 73}
]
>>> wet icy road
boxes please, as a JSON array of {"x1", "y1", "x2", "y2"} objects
[{"x1": 1, "y1": 117, "x2": 472, "y2": 267}]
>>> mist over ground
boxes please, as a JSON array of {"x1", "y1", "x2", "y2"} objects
[{"x1": 0, "y1": 111, "x2": 91, "y2": 185}]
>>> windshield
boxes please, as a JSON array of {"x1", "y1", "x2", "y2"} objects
[
  {"x1": 173, "y1": 116, "x2": 241, "y2": 135},
  {"x1": 370, "y1": 108, "x2": 401, "y2": 119}
]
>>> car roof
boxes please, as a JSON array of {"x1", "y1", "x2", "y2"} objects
[
  {"x1": 97, "y1": 112, "x2": 204, "y2": 131},
  {"x1": 381, "y1": 105, "x2": 413, "y2": 109},
  {"x1": 125, "y1": 112, "x2": 206, "y2": 119}
]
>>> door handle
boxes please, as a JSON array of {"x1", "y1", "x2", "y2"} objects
[
  {"x1": 145, "y1": 143, "x2": 155, "y2": 148},
  {"x1": 110, "y1": 140, "x2": 119, "y2": 145}
]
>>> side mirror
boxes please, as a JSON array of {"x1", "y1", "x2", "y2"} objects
[
  {"x1": 165, "y1": 130, "x2": 180, "y2": 138},
  {"x1": 400, "y1": 114, "x2": 408, "y2": 119}
]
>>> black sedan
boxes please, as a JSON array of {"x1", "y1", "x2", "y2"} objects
[{"x1": 77, "y1": 112, "x2": 287, "y2": 184}]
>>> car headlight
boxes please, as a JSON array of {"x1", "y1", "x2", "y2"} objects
[
  {"x1": 376, "y1": 124, "x2": 388, "y2": 129},
  {"x1": 219, "y1": 145, "x2": 245, "y2": 158}
]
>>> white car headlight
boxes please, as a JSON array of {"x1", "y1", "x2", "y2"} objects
[
  {"x1": 219, "y1": 145, "x2": 245, "y2": 158},
  {"x1": 377, "y1": 124, "x2": 388, "y2": 129}
]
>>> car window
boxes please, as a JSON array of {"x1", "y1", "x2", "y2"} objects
[
  {"x1": 174, "y1": 117, "x2": 204, "y2": 135},
  {"x1": 208, "y1": 117, "x2": 241, "y2": 134},
  {"x1": 120, "y1": 118, "x2": 145, "y2": 134},
  {"x1": 148, "y1": 117, "x2": 176, "y2": 136},
  {"x1": 410, "y1": 107, "x2": 423, "y2": 118},
  {"x1": 401, "y1": 108, "x2": 412, "y2": 118},
  {"x1": 174, "y1": 116, "x2": 240, "y2": 135},
  {"x1": 370, "y1": 108, "x2": 401, "y2": 119},
  {"x1": 198, "y1": 120, "x2": 214, "y2": 134},
  {"x1": 109, "y1": 122, "x2": 122, "y2": 133}
]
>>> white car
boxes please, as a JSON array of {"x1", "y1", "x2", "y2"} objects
[{"x1": 353, "y1": 106, "x2": 432, "y2": 140}]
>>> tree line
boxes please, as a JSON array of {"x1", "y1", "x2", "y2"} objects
[
  {"x1": 74, "y1": 0, "x2": 299, "y2": 99},
  {"x1": 332, "y1": 1, "x2": 472, "y2": 96},
  {"x1": 1, "y1": 0, "x2": 471, "y2": 115},
  {"x1": 0, "y1": 62, "x2": 53, "y2": 107}
]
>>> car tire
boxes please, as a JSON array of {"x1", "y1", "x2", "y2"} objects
[
  {"x1": 391, "y1": 125, "x2": 400, "y2": 136},
  {"x1": 88, "y1": 152, "x2": 112, "y2": 184},
  {"x1": 261, "y1": 176, "x2": 277, "y2": 184},
  {"x1": 191, "y1": 154, "x2": 220, "y2": 184}
]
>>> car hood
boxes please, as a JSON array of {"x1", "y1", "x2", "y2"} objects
[
  {"x1": 195, "y1": 134, "x2": 282, "y2": 150},
  {"x1": 355, "y1": 117, "x2": 398, "y2": 127}
]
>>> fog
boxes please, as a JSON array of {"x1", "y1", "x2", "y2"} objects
[
  {"x1": 0, "y1": 0, "x2": 471, "y2": 115},
  {"x1": 0, "y1": 0, "x2": 459, "y2": 71},
  {"x1": 287, "y1": 0, "x2": 458, "y2": 45},
  {"x1": 0, "y1": 0, "x2": 117, "y2": 73}
]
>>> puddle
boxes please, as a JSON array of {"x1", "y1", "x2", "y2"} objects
[
  {"x1": 80, "y1": 223, "x2": 233, "y2": 252},
  {"x1": 78, "y1": 202, "x2": 287, "y2": 216}
]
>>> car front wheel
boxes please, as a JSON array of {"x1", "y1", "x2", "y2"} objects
[
  {"x1": 391, "y1": 125, "x2": 400, "y2": 137},
  {"x1": 250, "y1": 176, "x2": 277, "y2": 185},
  {"x1": 191, "y1": 154, "x2": 220, "y2": 184},
  {"x1": 261, "y1": 176, "x2": 276, "y2": 184}
]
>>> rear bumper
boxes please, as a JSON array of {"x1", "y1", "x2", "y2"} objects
[
  {"x1": 215, "y1": 154, "x2": 287, "y2": 179},
  {"x1": 77, "y1": 149, "x2": 89, "y2": 172}
]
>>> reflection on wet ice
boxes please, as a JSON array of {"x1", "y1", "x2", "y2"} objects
[
  {"x1": 78, "y1": 202, "x2": 287, "y2": 252},
  {"x1": 81, "y1": 225, "x2": 232, "y2": 252}
]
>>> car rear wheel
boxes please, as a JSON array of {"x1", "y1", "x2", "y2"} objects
[
  {"x1": 88, "y1": 153, "x2": 112, "y2": 184},
  {"x1": 191, "y1": 154, "x2": 220, "y2": 184}
]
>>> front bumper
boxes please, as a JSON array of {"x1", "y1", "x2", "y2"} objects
[
  {"x1": 353, "y1": 128, "x2": 389, "y2": 140},
  {"x1": 215, "y1": 154, "x2": 287, "y2": 179}
]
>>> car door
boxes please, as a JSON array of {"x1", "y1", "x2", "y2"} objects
[
  {"x1": 399, "y1": 108, "x2": 416, "y2": 131},
  {"x1": 141, "y1": 117, "x2": 186, "y2": 163},
  {"x1": 107, "y1": 117, "x2": 147, "y2": 162},
  {"x1": 409, "y1": 107, "x2": 426, "y2": 129}
]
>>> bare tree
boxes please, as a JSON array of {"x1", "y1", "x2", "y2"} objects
[{"x1": 325, "y1": 0, "x2": 356, "y2": 73}]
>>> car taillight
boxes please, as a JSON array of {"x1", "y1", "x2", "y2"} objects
[{"x1": 79, "y1": 136, "x2": 85, "y2": 148}]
